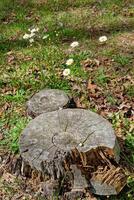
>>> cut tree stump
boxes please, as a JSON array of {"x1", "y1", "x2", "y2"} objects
[
  {"x1": 27, "y1": 89, "x2": 70, "y2": 118},
  {"x1": 19, "y1": 109, "x2": 126, "y2": 197}
]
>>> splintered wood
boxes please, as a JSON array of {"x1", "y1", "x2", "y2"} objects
[
  {"x1": 69, "y1": 147, "x2": 127, "y2": 196},
  {"x1": 90, "y1": 166, "x2": 127, "y2": 195}
]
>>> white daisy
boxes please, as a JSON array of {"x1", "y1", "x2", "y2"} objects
[
  {"x1": 66, "y1": 58, "x2": 74, "y2": 66},
  {"x1": 99, "y1": 36, "x2": 107, "y2": 43},
  {"x1": 30, "y1": 27, "x2": 39, "y2": 33},
  {"x1": 29, "y1": 32, "x2": 35, "y2": 38},
  {"x1": 70, "y1": 41, "x2": 79, "y2": 48},
  {"x1": 29, "y1": 38, "x2": 34, "y2": 43},
  {"x1": 43, "y1": 34, "x2": 49, "y2": 39},
  {"x1": 23, "y1": 33, "x2": 31, "y2": 40},
  {"x1": 63, "y1": 68, "x2": 70, "y2": 76}
]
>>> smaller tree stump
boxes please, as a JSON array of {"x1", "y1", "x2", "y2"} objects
[{"x1": 27, "y1": 89, "x2": 70, "y2": 118}]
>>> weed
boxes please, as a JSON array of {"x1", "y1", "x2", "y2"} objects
[
  {"x1": 125, "y1": 134, "x2": 134, "y2": 151},
  {"x1": 127, "y1": 176, "x2": 134, "y2": 199},
  {"x1": 4, "y1": 89, "x2": 26, "y2": 103},
  {"x1": 0, "y1": 114, "x2": 29, "y2": 153},
  {"x1": 95, "y1": 68, "x2": 109, "y2": 86},
  {"x1": 113, "y1": 54, "x2": 131, "y2": 66},
  {"x1": 107, "y1": 95, "x2": 117, "y2": 105},
  {"x1": 126, "y1": 85, "x2": 134, "y2": 98},
  {"x1": 9, "y1": 117, "x2": 29, "y2": 153},
  {"x1": 44, "y1": 73, "x2": 70, "y2": 91}
]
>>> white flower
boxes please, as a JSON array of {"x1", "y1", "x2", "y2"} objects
[
  {"x1": 23, "y1": 33, "x2": 31, "y2": 40},
  {"x1": 29, "y1": 27, "x2": 39, "y2": 33},
  {"x1": 70, "y1": 41, "x2": 79, "y2": 48},
  {"x1": 43, "y1": 34, "x2": 49, "y2": 39},
  {"x1": 99, "y1": 36, "x2": 107, "y2": 43},
  {"x1": 23, "y1": 32, "x2": 35, "y2": 40},
  {"x1": 29, "y1": 32, "x2": 35, "y2": 38},
  {"x1": 66, "y1": 58, "x2": 74, "y2": 66},
  {"x1": 63, "y1": 68, "x2": 70, "y2": 76},
  {"x1": 29, "y1": 38, "x2": 34, "y2": 43}
]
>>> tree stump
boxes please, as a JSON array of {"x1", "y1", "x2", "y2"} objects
[
  {"x1": 27, "y1": 89, "x2": 70, "y2": 118},
  {"x1": 19, "y1": 109, "x2": 126, "y2": 197}
]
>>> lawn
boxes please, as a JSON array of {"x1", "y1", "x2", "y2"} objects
[{"x1": 0, "y1": 0, "x2": 134, "y2": 199}]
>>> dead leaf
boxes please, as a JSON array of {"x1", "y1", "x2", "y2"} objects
[
  {"x1": 82, "y1": 58, "x2": 93, "y2": 68},
  {"x1": 86, "y1": 191, "x2": 97, "y2": 200},
  {"x1": 0, "y1": 133, "x2": 3, "y2": 140},
  {"x1": 0, "y1": 110, "x2": 3, "y2": 117},
  {"x1": 87, "y1": 80, "x2": 97, "y2": 93},
  {"x1": 94, "y1": 59, "x2": 100, "y2": 66},
  {"x1": 75, "y1": 98, "x2": 86, "y2": 109},
  {"x1": 2, "y1": 172, "x2": 16, "y2": 183},
  {"x1": 7, "y1": 55, "x2": 15, "y2": 64}
]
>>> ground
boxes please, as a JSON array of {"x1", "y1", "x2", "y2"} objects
[{"x1": 0, "y1": 0, "x2": 134, "y2": 199}]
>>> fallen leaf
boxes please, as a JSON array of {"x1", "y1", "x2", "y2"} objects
[
  {"x1": 7, "y1": 55, "x2": 15, "y2": 64},
  {"x1": 87, "y1": 80, "x2": 97, "y2": 93},
  {"x1": 82, "y1": 58, "x2": 100, "y2": 69},
  {"x1": 2, "y1": 172, "x2": 16, "y2": 183},
  {"x1": 85, "y1": 191, "x2": 97, "y2": 200},
  {"x1": 0, "y1": 133, "x2": 3, "y2": 140}
]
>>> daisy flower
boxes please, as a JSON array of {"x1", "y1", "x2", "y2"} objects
[
  {"x1": 70, "y1": 41, "x2": 79, "y2": 48},
  {"x1": 29, "y1": 38, "x2": 34, "y2": 43},
  {"x1": 29, "y1": 27, "x2": 39, "y2": 33},
  {"x1": 63, "y1": 68, "x2": 70, "y2": 76},
  {"x1": 99, "y1": 36, "x2": 107, "y2": 43},
  {"x1": 23, "y1": 33, "x2": 31, "y2": 40},
  {"x1": 29, "y1": 32, "x2": 35, "y2": 38},
  {"x1": 66, "y1": 58, "x2": 74, "y2": 66}
]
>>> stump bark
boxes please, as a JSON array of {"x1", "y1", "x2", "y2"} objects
[
  {"x1": 19, "y1": 109, "x2": 126, "y2": 197},
  {"x1": 27, "y1": 89, "x2": 70, "y2": 118}
]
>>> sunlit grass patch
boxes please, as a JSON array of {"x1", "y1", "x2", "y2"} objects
[{"x1": 0, "y1": 112, "x2": 29, "y2": 153}]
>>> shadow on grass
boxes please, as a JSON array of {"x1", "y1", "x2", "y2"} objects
[{"x1": 0, "y1": 39, "x2": 28, "y2": 53}]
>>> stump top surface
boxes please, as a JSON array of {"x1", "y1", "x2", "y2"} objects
[
  {"x1": 19, "y1": 109, "x2": 118, "y2": 171},
  {"x1": 27, "y1": 89, "x2": 69, "y2": 117}
]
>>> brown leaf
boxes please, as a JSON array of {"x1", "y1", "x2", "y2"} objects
[
  {"x1": 82, "y1": 58, "x2": 100, "y2": 69},
  {"x1": 7, "y1": 55, "x2": 15, "y2": 64},
  {"x1": 82, "y1": 58, "x2": 93, "y2": 68},
  {"x1": 72, "y1": 84, "x2": 82, "y2": 92},
  {"x1": 75, "y1": 98, "x2": 86, "y2": 109},
  {"x1": 0, "y1": 133, "x2": 3, "y2": 140},
  {"x1": 87, "y1": 80, "x2": 97, "y2": 93},
  {"x1": 2, "y1": 172, "x2": 16, "y2": 183},
  {"x1": 94, "y1": 59, "x2": 100, "y2": 67},
  {"x1": 0, "y1": 110, "x2": 3, "y2": 117},
  {"x1": 86, "y1": 192, "x2": 97, "y2": 200}
]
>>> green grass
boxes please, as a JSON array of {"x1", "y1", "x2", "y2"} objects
[
  {"x1": 113, "y1": 54, "x2": 131, "y2": 66},
  {"x1": 126, "y1": 85, "x2": 134, "y2": 98},
  {"x1": 95, "y1": 68, "x2": 109, "y2": 86},
  {"x1": 0, "y1": 0, "x2": 134, "y2": 199}
]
